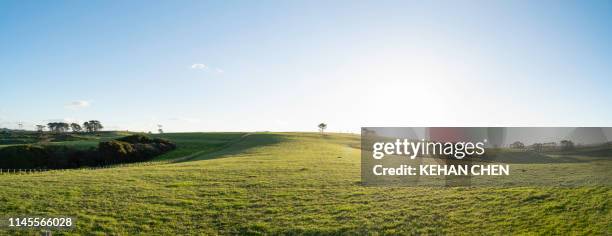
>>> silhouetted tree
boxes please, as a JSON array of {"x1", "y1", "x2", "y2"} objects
[
  {"x1": 60, "y1": 122, "x2": 69, "y2": 132},
  {"x1": 36, "y1": 125, "x2": 45, "y2": 133},
  {"x1": 318, "y1": 123, "x2": 327, "y2": 134},
  {"x1": 90, "y1": 120, "x2": 103, "y2": 132},
  {"x1": 47, "y1": 122, "x2": 70, "y2": 133},
  {"x1": 83, "y1": 121, "x2": 91, "y2": 132},
  {"x1": 47, "y1": 123, "x2": 55, "y2": 132},
  {"x1": 560, "y1": 140, "x2": 574, "y2": 151},
  {"x1": 83, "y1": 120, "x2": 103, "y2": 133},
  {"x1": 70, "y1": 123, "x2": 82, "y2": 133}
]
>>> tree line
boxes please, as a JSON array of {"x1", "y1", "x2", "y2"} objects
[{"x1": 42, "y1": 120, "x2": 103, "y2": 133}]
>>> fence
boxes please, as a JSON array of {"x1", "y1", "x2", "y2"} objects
[
  {"x1": 0, "y1": 159, "x2": 178, "y2": 175},
  {"x1": 0, "y1": 168, "x2": 50, "y2": 175}
]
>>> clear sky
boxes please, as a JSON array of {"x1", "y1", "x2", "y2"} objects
[{"x1": 1, "y1": 0, "x2": 611, "y2": 133}]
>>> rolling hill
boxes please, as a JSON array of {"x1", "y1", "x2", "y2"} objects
[{"x1": 0, "y1": 132, "x2": 610, "y2": 235}]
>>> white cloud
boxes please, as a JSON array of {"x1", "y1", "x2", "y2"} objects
[
  {"x1": 191, "y1": 63, "x2": 208, "y2": 70},
  {"x1": 190, "y1": 63, "x2": 225, "y2": 74},
  {"x1": 65, "y1": 100, "x2": 90, "y2": 109}
]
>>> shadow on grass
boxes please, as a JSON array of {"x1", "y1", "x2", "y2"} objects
[{"x1": 172, "y1": 133, "x2": 287, "y2": 163}]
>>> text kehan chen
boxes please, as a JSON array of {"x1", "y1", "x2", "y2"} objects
[{"x1": 372, "y1": 164, "x2": 510, "y2": 176}]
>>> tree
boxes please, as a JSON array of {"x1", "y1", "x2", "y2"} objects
[
  {"x1": 59, "y1": 122, "x2": 69, "y2": 132},
  {"x1": 70, "y1": 123, "x2": 82, "y2": 133},
  {"x1": 47, "y1": 122, "x2": 70, "y2": 133},
  {"x1": 318, "y1": 123, "x2": 327, "y2": 134},
  {"x1": 83, "y1": 121, "x2": 91, "y2": 132},
  {"x1": 560, "y1": 140, "x2": 574, "y2": 151},
  {"x1": 36, "y1": 125, "x2": 45, "y2": 133},
  {"x1": 83, "y1": 120, "x2": 103, "y2": 133},
  {"x1": 47, "y1": 123, "x2": 56, "y2": 132},
  {"x1": 90, "y1": 120, "x2": 103, "y2": 132},
  {"x1": 510, "y1": 141, "x2": 525, "y2": 149}
]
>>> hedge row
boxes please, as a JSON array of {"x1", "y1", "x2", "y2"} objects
[{"x1": 0, "y1": 135, "x2": 176, "y2": 169}]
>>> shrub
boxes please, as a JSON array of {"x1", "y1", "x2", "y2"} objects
[
  {"x1": 133, "y1": 143, "x2": 160, "y2": 160},
  {"x1": 0, "y1": 145, "x2": 50, "y2": 168},
  {"x1": 0, "y1": 135, "x2": 177, "y2": 169},
  {"x1": 117, "y1": 134, "x2": 154, "y2": 144},
  {"x1": 153, "y1": 138, "x2": 177, "y2": 151},
  {"x1": 99, "y1": 140, "x2": 135, "y2": 158}
]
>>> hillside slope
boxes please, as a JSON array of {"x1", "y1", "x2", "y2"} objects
[{"x1": 0, "y1": 132, "x2": 610, "y2": 235}]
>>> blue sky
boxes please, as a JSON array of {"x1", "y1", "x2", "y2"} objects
[{"x1": 1, "y1": 0, "x2": 611, "y2": 132}]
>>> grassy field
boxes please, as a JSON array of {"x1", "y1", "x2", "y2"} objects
[{"x1": 0, "y1": 132, "x2": 610, "y2": 235}]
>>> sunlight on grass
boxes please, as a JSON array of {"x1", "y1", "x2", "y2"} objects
[{"x1": 0, "y1": 132, "x2": 609, "y2": 235}]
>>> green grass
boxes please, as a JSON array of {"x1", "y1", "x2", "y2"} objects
[
  {"x1": 149, "y1": 132, "x2": 247, "y2": 161},
  {"x1": 0, "y1": 132, "x2": 610, "y2": 235}
]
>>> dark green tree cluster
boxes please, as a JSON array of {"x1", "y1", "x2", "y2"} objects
[
  {"x1": 0, "y1": 134, "x2": 176, "y2": 169},
  {"x1": 83, "y1": 120, "x2": 103, "y2": 133},
  {"x1": 45, "y1": 120, "x2": 102, "y2": 133},
  {"x1": 99, "y1": 135, "x2": 176, "y2": 162},
  {"x1": 0, "y1": 145, "x2": 49, "y2": 168},
  {"x1": 47, "y1": 122, "x2": 70, "y2": 133},
  {"x1": 70, "y1": 123, "x2": 82, "y2": 132}
]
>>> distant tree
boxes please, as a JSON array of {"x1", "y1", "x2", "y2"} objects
[
  {"x1": 70, "y1": 123, "x2": 82, "y2": 133},
  {"x1": 318, "y1": 123, "x2": 327, "y2": 134},
  {"x1": 531, "y1": 143, "x2": 543, "y2": 152},
  {"x1": 157, "y1": 124, "x2": 164, "y2": 134},
  {"x1": 83, "y1": 120, "x2": 103, "y2": 133},
  {"x1": 510, "y1": 141, "x2": 525, "y2": 149},
  {"x1": 560, "y1": 140, "x2": 574, "y2": 151},
  {"x1": 47, "y1": 122, "x2": 69, "y2": 133},
  {"x1": 36, "y1": 125, "x2": 45, "y2": 133},
  {"x1": 83, "y1": 121, "x2": 91, "y2": 132},
  {"x1": 90, "y1": 120, "x2": 103, "y2": 132},
  {"x1": 47, "y1": 123, "x2": 56, "y2": 132},
  {"x1": 59, "y1": 122, "x2": 70, "y2": 132}
]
